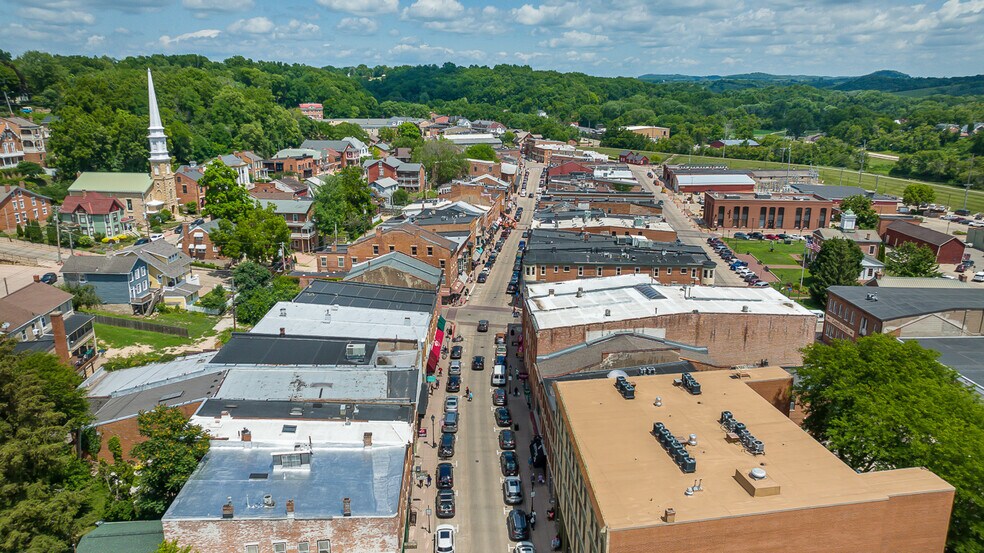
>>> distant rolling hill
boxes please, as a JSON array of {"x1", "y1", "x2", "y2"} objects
[{"x1": 637, "y1": 70, "x2": 984, "y2": 96}]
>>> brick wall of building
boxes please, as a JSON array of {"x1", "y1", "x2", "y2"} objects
[
  {"x1": 703, "y1": 194, "x2": 837, "y2": 232},
  {"x1": 175, "y1": 173, "x2": 204, "y2": 208},
  {"x1": 882, "y1": 227, "x2": 965, "y2": 265},
  {"x1": 343, "y1": 227, "x2": 463, "y2": 286},
  {"x1": 0, "y1": 185, "x2": 52, "y2": 233},
  {"x1": 468, "y1": 160, "x2": 502, "y2": 180},
  {"x1": 524, "y1": 264, "x2": 708, "y2": 286},
  {"x1": 180, "y1": 226, "x2": 227, "y2": 261},
  {"x1": 94, "y1": 401, "x2": 204, "y2": 462}
]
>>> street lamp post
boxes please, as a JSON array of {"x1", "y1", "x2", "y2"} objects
[
  {"x1": 430, "y1": 414, "x2": 436, "y2": 448},
  {"x1": 425, "y1": 507, "x2": 432, "y2": 533}
]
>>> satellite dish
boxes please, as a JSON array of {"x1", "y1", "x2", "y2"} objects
[{"x1": 607, "y1": 369, "x2": 629, "y2": 379}]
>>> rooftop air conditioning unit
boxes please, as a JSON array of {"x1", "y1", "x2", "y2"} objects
[{"x1": 345, "y1": 342, "x2": 367, "y2": 361}]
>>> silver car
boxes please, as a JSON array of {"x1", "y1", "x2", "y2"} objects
[
  {"x1": 444, "y1": 395, "x2": 459, "y2": 413},
  {"x1": 449, "y1": 360, "x2": 462, "y2": 375},
  {"x1": 502, "y1": 476, "x2": 523, "y2": 505}
]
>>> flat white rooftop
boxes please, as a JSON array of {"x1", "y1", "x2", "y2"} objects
[
  {"x1": 252, "y1": 302, "x2": 431, "y2": 342},
  {"x1": 532, "y1": 217, "x2": 672, "y2": 232},
  {"x1": 677, "y1": 174, "x2": 756, "y2": 186},
  {"x1": 526, "y1": 275, "x2": 812, "y2": 330},
  {"x1": 191, "y1": 415, "x2": 413, "y2": 446}
]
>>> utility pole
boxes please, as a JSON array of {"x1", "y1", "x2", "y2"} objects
[
  {"x1": 963, "y1": 155, "x2": 975, "y2": 210},
  {"x1": 857, "y1": 140, "x2": 866, "y2": 186}
]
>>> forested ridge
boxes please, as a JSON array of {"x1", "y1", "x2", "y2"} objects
[{"x1": 2, "y1": 53, "x2": 983, "y2": 189}]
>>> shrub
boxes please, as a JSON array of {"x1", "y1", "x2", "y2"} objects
[
  {"x1": 198, "y1": 285, "x2": 228, "y2": 314},
  {"x1": 75, "y1": 234, "x2": 94, "y2": 247},
  {"x1": 184, "y1": 202, "x2": 198, "y2": 215},
  {"x1": 102, "y1": 351, "x2": 178, "y2": 371}
]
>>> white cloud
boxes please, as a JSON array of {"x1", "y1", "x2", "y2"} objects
[
  {"x1": 317, "y1": 0, "x2": 399, "y2": 16},
  {"x1": 512, "y1": 3, "x2": 568, "y2": 25},
  {"x1": 337, "y1": 17, "x2": 378, "y2": 33},
  {"x1": 228, "y1": 17, "x2": 275, "y2": 34},
  {"x1": 281, "y1": 19, "x2": 321, "y2": 35},
  {"x1": 544, "y1": 29, "x2": 610, "y2": 48},
  {"x1": 182, "y1": 0, "x2": 254, "y2": 11},
  {"x1": 159, "y1": 28, "x2": 222, "y2": 47},
  {"x1": 390, "y1": 42, "x2": 454, "y2": 56},
  {"x1": 86, "y1": 34, "x2": 105, "y2": 47},
  {"x1": 19, "y1": 6, "x2": 94, "y2": 25},
  {"x1": 403, "y1": 0, "x2": 464, "y2": 21}
]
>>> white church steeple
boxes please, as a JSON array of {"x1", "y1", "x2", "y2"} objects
[{"x1": 147, "y1": 68, "x2": 169, "y2": 163}]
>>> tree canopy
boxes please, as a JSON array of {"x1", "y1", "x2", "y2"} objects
[
  {"x1": 885, "y1": 242, "x2": 941, "y2": 277},
  {"x1": 311, "y1": 166, "x2": 373, "y2": 241},
  {"x1": 200, "y1": 161, "x2": 252, "y2": 222},
  {"x1": 808, "y1": 237, "x2": 863, "y2": 304},
  {"x1": 796, "y1": 334, "x2": 984, "y2": 552},
  {"x1": 231, "y1": 262, "x2": 301, "y2": 326},
  {"x1": 902, "y1": 183, "x2": 936, "y2": 206},
  {"x1": 210, "y1": 204, "x2": 290, "y2": 263},
  {"x1": 839, "y1": 195, "x2": 880, "y2": 229},
  {"x1": 463, "y1": 143, "x2": 498, "y2": 162},
  {"x1": 413, "y1": 139, "x2": 467, "y2": 185}
]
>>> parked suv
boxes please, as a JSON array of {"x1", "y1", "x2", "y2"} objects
[
  {"x1": 437, "y1": 462, "x2": 454, "y2": 489},
  {"x1": 438, "y1": 433, "x2": 455, "y2": 459},
  {"x1": 507, "y1": 509, "x2": 530, "y2": 541},
  {"x1": 500, "y1": 451, "x2": 519, "y2": 476}
]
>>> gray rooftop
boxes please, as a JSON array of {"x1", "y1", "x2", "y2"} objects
[
  {"x1": 536, "y1": 333, "x2": 703, "y2": 379},
  {"x1": 294, "y1": 280, "x2": 436, "y2": 312},
  {"x1": 61, "y1": 254, "x2": 139, "y2": 275},
  {"x1": 828, "y1": 286, "x2": 984, "y2": 321},
  {"x1": 215, "y1": 367, "x2": 419, "y2": 403},
  {"x1": 790, "y1": 184, "x2": 897, "y2": 202},
  {"x1": 195, "y1": 397, "x2": 414, "y2": 423},
  {"x1": 885, "y1": 220, "x2": 963, "y2": 247},
  {"x1": 300, "y1": 139, "x2": 352, "y2": 152},
  {"x1": 905, "y1": 337, "x2": 984, "y2": 396},
  {"x1": 345, "y1": 252, "x2": 443, "y2": 287},
  {"x1": 255, "y1": 197, "x2": 314, "y2": 215},
  {"x1": 121, "y1": 240, "x2": 192, "y2": 279},
  {"x1": 89, "y1": 372, "x2": 221, "y2": 425},
  {"x1": 210, "y1": 334, "x2": 379, "y2": 366},
  {"x1": 524, "y1": 229, "x2": 715, "y2": 268},
  {"x1": 163, "y1": 441, "x2": 406, "y2": 521}
]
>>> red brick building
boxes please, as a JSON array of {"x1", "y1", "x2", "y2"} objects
[
  {"x1": 180, "y1": 220, "x2": 228, "y2": 262},
  {"x1": 466, "y1": 158, "x2": 502, "y2": 179},
  {"x1": 299, "y1": 102, "x2": 323, "y2": 120},
  {"x1": 0, "y1": 184, "x2": 52, "y2": 233},
  {"x1": 548, "y1": 161, "x2": 595, "y2": 179},
  {"x1": 618, "y1": 150, "x2": 650, "y2": 165},
  {"x1": 175, "y1": 164, "x2": 205, "y2": 209},
  {"x1": 882, "y1": 220, "x2": 965, "y2": 264},
  {"x1": 702, "y1": 191, "x2": 836, "y2": 232},
  {"x1": 365, "y1": 157, "x2": 426, "y2": 192},
  {"x1": 263, "y1": 153, "x2": 318, "y2": 179}
]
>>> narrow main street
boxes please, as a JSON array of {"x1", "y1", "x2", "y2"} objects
[{"x1": 413, "y1": 162, "x2": 556, "y2": 553}]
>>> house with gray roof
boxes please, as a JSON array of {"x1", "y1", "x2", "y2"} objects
[
  {"x1": 253, "y1": 196, "x2": 319, "y2": 252},
  {"x1": 365, "y1": 156, "x2": 426, "y2": 192},
  {"x1": 218, "y1": 153, "x2": 250, "y2": 186},
  {"x1": 61, "y1": 254, "x2": 153, "y2": 311}
]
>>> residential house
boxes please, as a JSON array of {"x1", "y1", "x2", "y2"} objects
[
  {"x1": 0, "y1": 280, "x2": 97, "y2": 375},
  {"x1": 263, "y1": 150, "x2": 318, "y2": 179},
  {"x1": 472, "y1": 120, "x2": 507, "y2": 136},
  {"x1": 119, "y1": 240, "x2": 199, "y2": 308},
  {"x1": 364, "y1": 157, "x2": 426, "y2": 193},
  {"x1": 370, "y1": 177, "x2": 400, "y2": 207},
  {"x1": 882, "y1": 220, "x2": 966, "y2": 264},
  {"x1": 218, "y1": 154, "x2": 251, "y2": 186},
  {"x1": 256, "y1": 197, "x2": 318, "y2": 252},
  {"x1": 394, "y1": 147, "x2": 413, "y2": 162},
  {"x1": 344, "y1": 136, "x2": 370, "y2": 159},
  {"x1": 61, "y1": 254, "x2": 155, "y2": 313},
  {"x1": 300, "y1": 139, "x2": 360, "y2": 171},
  {"x1": 0, "y1": 116, "x2": 46, "y2": 165},
  {"x1": 68, "y1": 172, "x2": 158, "y2": 228},
  {"x1": 180, "y1": 219, "x2": 228, "y2": 262},
  {"x1": 618, "y1": 150, "x2": 650, "y2": 165},
  {"x1": 59, "y1": 191, "x2": 129, "y2": 238},
  {"x1": 233, "y1": 150, "x2": 268, "y2": 181},
  {"x1": 174, "y1": 164, "x2": 205, "y2": 209},
  {"x1": 0, "y1": 184, "x2": 53, "y2": 233},
  {"x1": 0, "y1": 121, "x2": 24, "y2": 169}
]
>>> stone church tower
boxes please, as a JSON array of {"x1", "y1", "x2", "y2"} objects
[{"x1": 147, "y1": 69, "x2": 178, "y2": 213}]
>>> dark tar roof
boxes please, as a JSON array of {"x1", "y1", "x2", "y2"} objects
[
  {"x1": 210, "y1": 333, "x2": 379, "y2": 366},
  {"x1": 196, "y1": 398, "x2": 414, "y2": 423},
  {"x1": 293, "y1": 280, "x2": 436, "y2": 312},
  {"x1": 90, "y1": 372, "x2": 221, "y2": 424},
  {"x1": 828, "y1": 286, "x2": 984, "y2": 321},
  {"x1": 790, "y1": 184, "x2": 897, "y2": 202},
  {"x1": 906, "y1": 337, "x2": 984, "y2": 395},
  {"x1": 523, "y1": 229, "x2": 715, "y2": 268},
  {"x1": 885, "y1": 220, "x2": 963, "y2": 247}
]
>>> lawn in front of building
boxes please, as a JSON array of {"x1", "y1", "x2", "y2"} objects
[{"x1": 723, "y1": 238, "x2": 807, "y2": 267}]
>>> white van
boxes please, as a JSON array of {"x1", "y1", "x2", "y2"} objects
[
  {"x1": 491, "y1": 364, "x2": 507, "y2": 387},
  {"x1": 973, "y1": 271, "x2": 984, "y2": 283}
]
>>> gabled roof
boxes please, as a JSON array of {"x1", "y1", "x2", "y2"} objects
[
  {"x1": 236, "y1": 150, "x2": 264, "y2": 162},
  {"x1": 254, "y1": 197, "x2": 314, "y2": 214},
  {"x1": 76, "y1": 520, "x2": 163, "y2": 553},
  {"x1": 218, "y1": 154, "x2": 247, "y2": 168},
  {"x1": 353, "y1": 222, "x2": 457, "y2": 252},
  {"x1": 69, "y1": 172, "x2": 153, "y2": 195},
  {"x1": 61, "y1": 254, "x2": 140, "y2": 275},
  {"x1": 886, "y1": 220, "x2": 962, "y2": 247},
  {"x1": 272, "y1": 148, "x2": 320, "y2": 160},
  {"x1": 175, "y1": 165, "x2": 204, "y2": 181},
  {"x1": 828, "y1": 286, "x2": 984, "y2": 320},
  {"x1": 60, "y1": 191, "x2": 124, "y2": 215},
  {"x1": 0, "y1": 282, "x2": 73, "y2": 330},
  {"x1": 300, "y1": 139, "x2": 352, "y2": 153},
  {"x1": 0, "y1": 185, "x2": 51, "y2": 205},
  {"x1": 187, "y1": 219, "x2": 223, "y2": 234},
  {"x1": 345, "y1": 251, "x2": 443, "y2": 286},
  {"x1": 120, "y1": 240, "x2": 192, "y2": 279}
]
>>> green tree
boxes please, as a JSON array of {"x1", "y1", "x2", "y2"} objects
[
  {"x1": 397, "y1": 121, "x2": 422, "y2": 141},
  {"x1": 197, "y1": 285, "x2": 228, "y2": 314},
  {"x1": 235, "y1": 275, "x2": 300, "y2": 326},
  {"x1": 377, "y1": 127, "x2": 397, "y2": 142},
  {"x1": 210, "y1": 205, "x2": 290, "y2": 263},
  {"x1": 155, "y1": 540, "x2": 198, "y2": 553},
  {"x1": 232, "y1": 261, "x2": 271, "y2": 292},
  {"x1": 795, "y1": 334, "x2": 984, "y2": 553},
  {"x1": 413, "y1": 139, "x2": 467, "y2": 185},
  {"x1": 808, "y1": 237, "x2": 863, "y2": 304},
  {"x1": 901, "y1": 183, "x2": 936, "y2": 207},
  {"x1": 838, "y1": 195, "x2": 879, "y2": 229},
  {"x1": 311, "y1": 166, "x2": 373, "y2": 240},
  {"x1": 502, "y1": 131, "x2": 516, "y2": 145},
  {"x1": 391, "y1": 188, "x2": 410, "y2": 206},
  {"x1": 200, "y1": 161, "x2": 252, "y2": 222},
  {"x1": 131, "y1": 405, "x2": 210, "y2": 518},
  {"x1": 61, "y1": 284, "x2": 101, "y2": 310},
  {"x1": 463, "y1": 143, "x2": 498, "y2": 162},
  {"x1": 885, "y1": 242, "x2": 940, "y2": 277}
]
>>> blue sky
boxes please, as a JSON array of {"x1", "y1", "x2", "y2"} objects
[{"x1": 2, "y1": 0, "x2": 983, "y2": 77}]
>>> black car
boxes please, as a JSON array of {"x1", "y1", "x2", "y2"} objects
[
  {"x1": 192, "y1": 218, "x2": 205, "y2": 226},
  {"x1": 492, "y1": 388, "x2": 508, "y2": 406},
  {"x1": 446, "y1": 375, "x2": 461, "y2": 392},
  {"x1": 478, "y1": 320, "x2": 489, "y2": 332},
  {"x1": 749, "y1": 232, "x2": 765, "y2": 240},
  {"x1": 472, "y1": 355, "x2": 485, "y2": 370},
  {"x1": 500, "y1": 451, "x2": 519, "y2": 476},
  {"x1": 506, "y1": 283, "x2": 517, "y2": 294},
  {"x1": 499, "y1": 429, "x2": 516, "y2": 450},
  {"x1": 134, "y1": 237, "x2": 151, "y2": 245},
  {"x1": 507, "y1": 509, "x2": 530, "y2": 541},
  {"x1": 437, "y1": 462, "x2": 454, "y2": 489},
  {"x1": 495, "y1": 407, "x2": 512, "y2": 427},
  {"x1": 436, "y1": 489, "x2": 455, "y2": 519},
  {"x1": 477, "y1": 272, "x2": 488, "y2": 283},
  {"x1": 39, "y1": 272, "x2": 58, "y2": 285},
  {"x1": 438, "y1": 432, "x2": 456, "y2": 459},
  {"x1": 450, "y1": 346, "x2": 463, "y2": 360}
]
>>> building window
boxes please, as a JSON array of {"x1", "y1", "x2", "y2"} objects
[
  {"x1": 30, "y1": 197, "x2": 36, "y2": 206},
  {"x1": 351, "y1": 257, "x2": 358, "y2": 265},
  {"x1": 868, "y1": 245, "x2": 876, "y2": 254},
  {"x1": 42, "y1": 206, "x2": 47, "y2": 215},
  {"x1": 245, "y1": 546, "x2": 259, "y2": 553},
  {"x1": 317, "y1": 540, "x2": 331, "y2": 553},
  {"x1": 337, "y1": 256, "x2": 344, "y2": 267},
  {"x1": 298, "y1": 543, "x2": 310, "y2": 553},
  {"x1": 680, "y1": 267, "x2": 687, "y2": 274},
  {"x1": 273, "y1": 543, "x2": 287, "y2": 553},
  {"x1": 553, "y1": 266, "x2": 559, "y2": 273},
  {"x1": 563, "y1": 266, "x2": 570, "y2": 272},
  {"x1": 665, "y1": 267, "x2": 671, "y2": 275},
  {"x1": 411, "y1": 245, "x2": 418, "y2": 256},
  {"x1": 692, "y1": 268, "x2": 698, "y2": 278},
  {"x1": 427, "y1": 246, "x2": 434, "y2": 256},
  {"x1": 320, "y1": 256, "x2": 327, "y2": 267},
  {"x1": 634, "y1": 267, "x2": 640, "y2": 274},
  {"x1": 860, "y1": 317, "x2": 868, "y2": 335},
  {"x1": 389, "y1": 245, "x2": 395, "y2": 252},
  {"x1": 373, "y1": 245, "x2": 379, "y2": 255},
  {"x1": 33, "y1": 208, "x2": 38, "y2": 218},
  {"x1": 440, "y1": 259, "x2": 446, "y2": 268},
  {"x1": 126, "y1": 199, "x2": 133, "y2": 211},
  {"x1": 13, "y1": 213, "x2": 19, "y2": 223},
  {"x1": 615, "y1": 267, "x2": 622, "y2": 275},
  {"x1": 596, "y1": 267, "x2": 603, "y2": 276},
  {"x1": 541, "y1": 266, "x2": 546, "y2": 275},
  {"x1": 577, "y1": 266, "x2": 583, "y2": 277}
]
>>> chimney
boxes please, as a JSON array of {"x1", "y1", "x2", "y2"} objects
[
  {"x1": 664, "y1": 508, "x2": 676, "y2": 523},
  {"x1": 286, "y1": 499, "x2": 295, "y2": 518},
  {"x1": 279, "y1": 327, "x2": 286, "y2": 337},
  {"x1": 50, "y1": 311, "x2": 70, "y2": 364},
  {"x1": 222, "y1": 498, "x2": 234, "y2": 519},
  {"x1": 241, "y1": 428, "x2": 252, "y2": 442},
  {"x1": 363, "y1": 432, "x2": 373, "y2": 447},
  {"x1": 33, "y1": 274, "x2": 40, "y2": 282},
  {"x1": 342, "y1": 497, "x2": 352, "y2": 516},
  {"x1": 548, "y1": 288, "x2": 555, "y2": 296}
]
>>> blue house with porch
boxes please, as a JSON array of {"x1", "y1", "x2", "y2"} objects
[{"x1": 61, "y1": 254, "x2": 154, "y2": 313}]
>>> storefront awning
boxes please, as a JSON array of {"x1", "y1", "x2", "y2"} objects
[{"x1": 450, "y1": 280, "x2": 466, "y2": 295}]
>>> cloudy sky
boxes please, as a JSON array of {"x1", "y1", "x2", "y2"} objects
[{"x1": 2, "y1": 0, "x2": 983, "y2": 77}]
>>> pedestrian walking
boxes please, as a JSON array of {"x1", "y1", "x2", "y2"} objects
[
  {"x1": 529, "y1": 510, "x2": 537, "y2": 531},
  {"x1": 426, "y1": 474, "x2": 432, "y2": 487}
]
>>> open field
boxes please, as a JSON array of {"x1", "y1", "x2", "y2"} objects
[
  {"x1": 723, "y1": 237, "x2": 806, "y2": 266},
  {"x1": 88, "y1": 308, "x2": 219, "y2": 350},
  {"x1": 95, "y1": 323, "x2": 192, "y2": 349}
]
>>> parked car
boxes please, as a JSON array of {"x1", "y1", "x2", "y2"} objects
[
  {"x1": 730, "y1": 260, "x2": 748, "y2": 269},
  {"x1": 734, "y1": 232, "x2": 749, "y2": 240},
  {"x1": 507, "y1": 509, "x2": 530, "y2": 541},
  {"x1": 492, "y1": 388, "x2": 508, "y2": 406},
  {"x1": 436, "y1": 490, "x2": 456, "y2": 519},
  {"x1": 752, "y1": 281, "x2": 770, "y2": 287},
  {"x1": 472, "y1": 355, "x2": 485, "y2": 370},
  {"x1": 973, "y1": 271, "x2": 984, "y2": 282},
  {"x1": 442, "y1": 411, "x2": 458, "y2": 433},
  {"x1": 438, "y1": 433, "x2": 456, "y2": 459},
  {"x1": 478, "y1": 320, "x2": 489, "y2": 332},
  {"x1": 435, "y1": 524, "x2": 456, "y2": 552},
  {"x1": 764, "y1": 234, "x2": 780, "y2": 241},
  {"x1": 500, "y1": 450, "x2": 519, "y2": 476},
  {"x1": 749, "y1": 232, "x2": 764, "y2": 240},
  {"x1": 499, "y1": 429, "x2": 516, "y2": 450},
  {"x1": 514, "y1": 542, "x2": 535, "y2": 553},
  {"x1": 495, "y1": 407, "x2": 513, "y2": 427},
  {"x1": 444, "y1": 396, "x2": 459, "y2": 413},
  {"x1": 446, "y1": 375, "x2": 461, "y2": 392},
  {"x1": 449, "y1": 360, "x2": 462, "y2": 375},
  {"x1": 437, "y1": 462, "x2": 454, "y2": 489},
  {"x1": 39, "y1": 272, "x2": 58, "y2": 285},
  {"x1": 956, "y1": 264, "x2": 967, "y2": 273},
  {"x1": 502, "y1": 476, "x2": 523, "y2": 505},
  {"x1": 134, "y1": 237, "x2": 151, "y2": 245},
  {"x1": 450, "y1": 346, "x2": 463, "y2": 359},
  {"x1": 150, "y1": 233, "x2": 165, "y2": 241},
  {"x1": 477, "y1": 272, "x2": 488, "y2": 283},
  {"x1": 743, "y1": 273, "x2": 759, "y2": 282}
]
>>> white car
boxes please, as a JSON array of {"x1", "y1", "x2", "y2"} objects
[
  {"x1": 435, "y1": 524, "x2": 455, "y2": 553},
  {"x1": 150, "y1": 233, "x2": 165, "y2": 241},
  {"x1": 514, "y1": 542, "x2": 535, "y2": 553},
  {"x1": 973, "y1": 271, "x2": 984, "y2": 283},
  {"x1": 444, "y1": 395, "x2": 459, "y2": 413}
]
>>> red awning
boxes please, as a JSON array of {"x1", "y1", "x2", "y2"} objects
[{"x1": 450, "y1": 280, "x2": 466, "y2": 295}]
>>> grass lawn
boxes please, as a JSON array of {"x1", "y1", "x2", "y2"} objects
[
  {"x1": 723, "y1": 238, "x2": 806, "y2": 266},
  {"x1": 88, "y1": 309, "x2": 220, "y2": 341},
  {"x1": 95, "y1": 323, "x2": 192, "y2": 349},
  {"x1": 864, "y1": 156, "x2": 896, "y2": 176}
]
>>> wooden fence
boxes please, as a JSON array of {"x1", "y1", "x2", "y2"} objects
[{"x1": 93, "y1": 314, "x2": 190, "y2": 337}]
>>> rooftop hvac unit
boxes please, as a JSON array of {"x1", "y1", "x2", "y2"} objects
[
  {"x1": 345, "y1": 342, "x2": 367, "y2": 361},
  {"x1": 680, "y1": 372, "x2": 702, "y2": 395}
]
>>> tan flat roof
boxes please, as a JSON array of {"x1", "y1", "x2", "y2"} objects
[{"x1": 556, "y1": 369, "x2": 953, "y2": 530}]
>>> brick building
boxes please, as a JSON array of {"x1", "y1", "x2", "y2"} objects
[
  {"x1": 0, "y1": 116, "x2": 46, "y2": 165},
  {"x1": 438, "y1": 181, "x2": 506, "y2": 221},
  {"x1": 300, "y1": 140, "x2": 360, "y2": 171},
  {"x1": 882, "y1": 220, "x2": 965, "y2": 264},
  {"x1": 466, "y1": 158, "x2": 502, "y2": 179},
  {"x1": 537, "y1": 196, "x2": 663, "y2": 217},
  {"x1": 364, "y1": 157, "x2": 426, "y2": 193},
  {"x1": 789, "y1": 184, "x2": 899, "y2": 215},
  {"x1": 822, "y1": 286, "x2": 984, "y2": 343},
  {"x1": 624, "y1": 125, "x2": 670, "y2": 140},
  {"x1": 299, "y1": 102, "x2": 323, "y2": 120},
  {"x1": 0, "y1": 184, "x2": 53, "y2": 233},
  {"x1": 253, "y1": 197, "x2": 318, "y2": 252},
  {"x1": 548, "y1": 161, "x2": 595, "y2": 180},
  {"x1": 180, "y1": 220, "x2": 228, "y2": 262},
  {"x1": 0, "y1": 121, "x2": 24, "y2": 169},
  {"x1": 702, "y1": 191, "x2": 837, "y2": 232},
  {"x1": 523, "y1": 230, "x2": 715, "y2": 285},
  {"x1": 263, "y1": 152, "x2": 318, "y2": 179},
  {"x1": 532, "y1": 211, "x2": 677, "y2": 242},
  {"x1": 522, "y1": 275, "x2": 815, "y2": 371},
  {"x1": 664, "y1": 166, "x2": 757, "y2": 194},
  {"x1": 175, "y1": 164, "x2": 205, "y2": 209},
  {"x1": 548, "y1": 370, "x2": 953, "y2": 553}
]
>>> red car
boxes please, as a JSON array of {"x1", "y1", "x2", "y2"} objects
[
  {"x1": 956, "y1": 264, "x2": 967, "y2": 273},
  {"x1": 764, "y1": 234, "x2": 780, "y2": 241}
]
